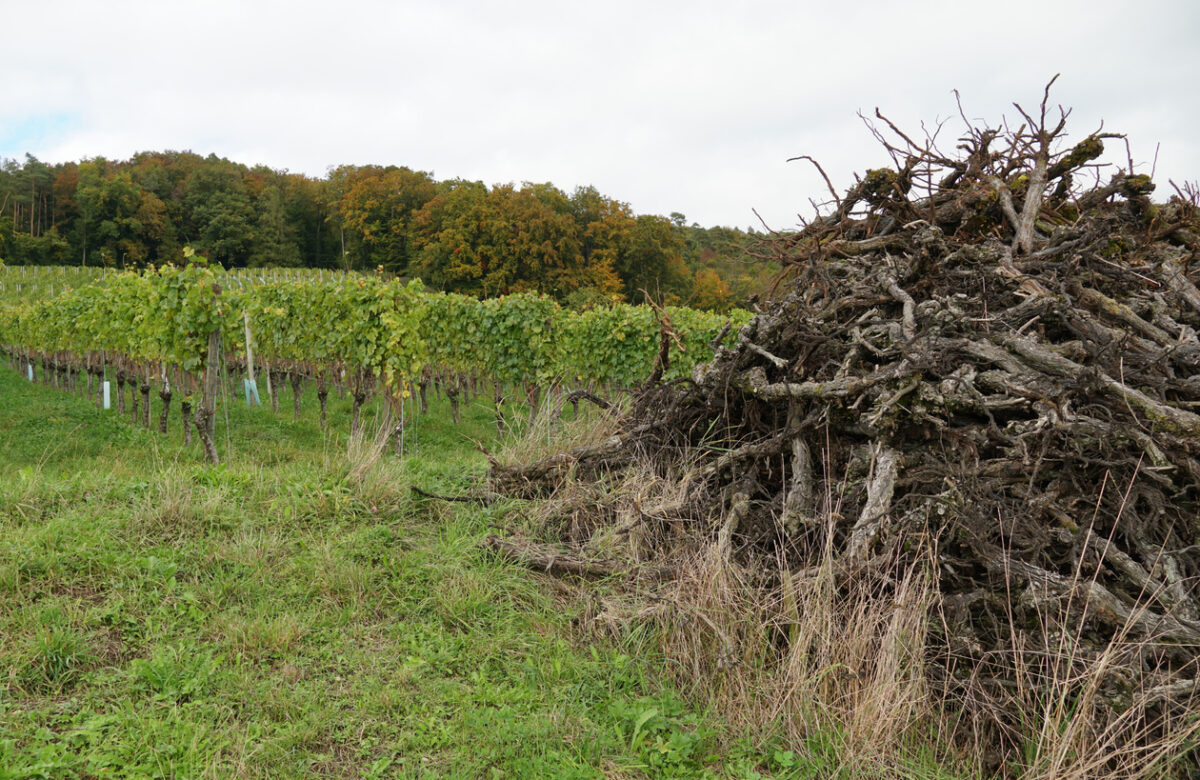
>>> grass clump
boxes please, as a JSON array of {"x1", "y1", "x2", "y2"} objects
[{"x1": 15, "y1": 621, "x2": 98, "y2": 695}]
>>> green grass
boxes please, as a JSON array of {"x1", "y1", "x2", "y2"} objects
[{"x1": 0, "y1": 365, "x2": 800, "y2": 778}]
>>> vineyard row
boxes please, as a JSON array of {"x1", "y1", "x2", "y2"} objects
[{"x1": 0, "y1": 263, "x2": 750, "y2": 461}]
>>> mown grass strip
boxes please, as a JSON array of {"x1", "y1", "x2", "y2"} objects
[{"x1": 0, "y1": 366, "x2": 784, "y2": 778}]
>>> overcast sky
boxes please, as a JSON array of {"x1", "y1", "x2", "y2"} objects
[{"x1": 3, "y1": 0, "x2": 1197, "y2": 230}]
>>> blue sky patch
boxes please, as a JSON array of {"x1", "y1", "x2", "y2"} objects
[{"x1": 0, "y1": 112, "x2": 83, "y2": 160}]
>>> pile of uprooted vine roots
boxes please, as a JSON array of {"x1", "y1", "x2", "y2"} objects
[{"x1": 489, "y1": 91, "x2": 1200, "y2": 771}]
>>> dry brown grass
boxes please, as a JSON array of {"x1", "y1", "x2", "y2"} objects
[
  {"x1": 620, "y1": 545, "x2": 941, "y2": 776},
  {"x1": 532, "y1": 451, "x2": 951, "y2": 777},
  {"x1": 946, "y1": 544, "x2": 1200, "y2": 780},
  {"x1": 511, "y1": 427, "x2": 1200, "y2": 779},
  {"x1": 494, "y1": 394, "x2": 627, "y2": 470},
  {"x1": 344, "y1": 407, "x2": 395, "y2": 484}
]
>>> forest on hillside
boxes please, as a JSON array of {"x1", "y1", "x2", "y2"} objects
[{"x1": 0, "y1": 152, "x2": 775, "y2": 311}]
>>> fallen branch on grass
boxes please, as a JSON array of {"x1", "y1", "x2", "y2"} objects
[
  {"x1": 482, "y1": 535, "x2": 674, "y2": 581},
  {"x1": 410, "y1": 486, "x2": 498, "y2": 505}
]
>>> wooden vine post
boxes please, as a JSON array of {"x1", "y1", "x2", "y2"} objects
[{"x1": 195, "y1": 281, "x2": 222, "y2": 464}]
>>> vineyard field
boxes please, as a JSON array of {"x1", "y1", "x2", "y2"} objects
[{"x1": 0, "y1": 263, "x2": 750, "y2": 462}]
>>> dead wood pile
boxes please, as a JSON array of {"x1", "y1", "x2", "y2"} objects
[{"x1": 491, "y1": 85, "x2": 1200, "y2": 765}]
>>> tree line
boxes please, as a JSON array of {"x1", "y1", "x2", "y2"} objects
[{"x1": 0, "y1": 152, "x2": 774, "y2": 311}]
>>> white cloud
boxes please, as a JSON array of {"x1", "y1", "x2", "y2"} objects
[{"x1": 3, "y1": 0, "x2": 1197, "y2": 229}]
